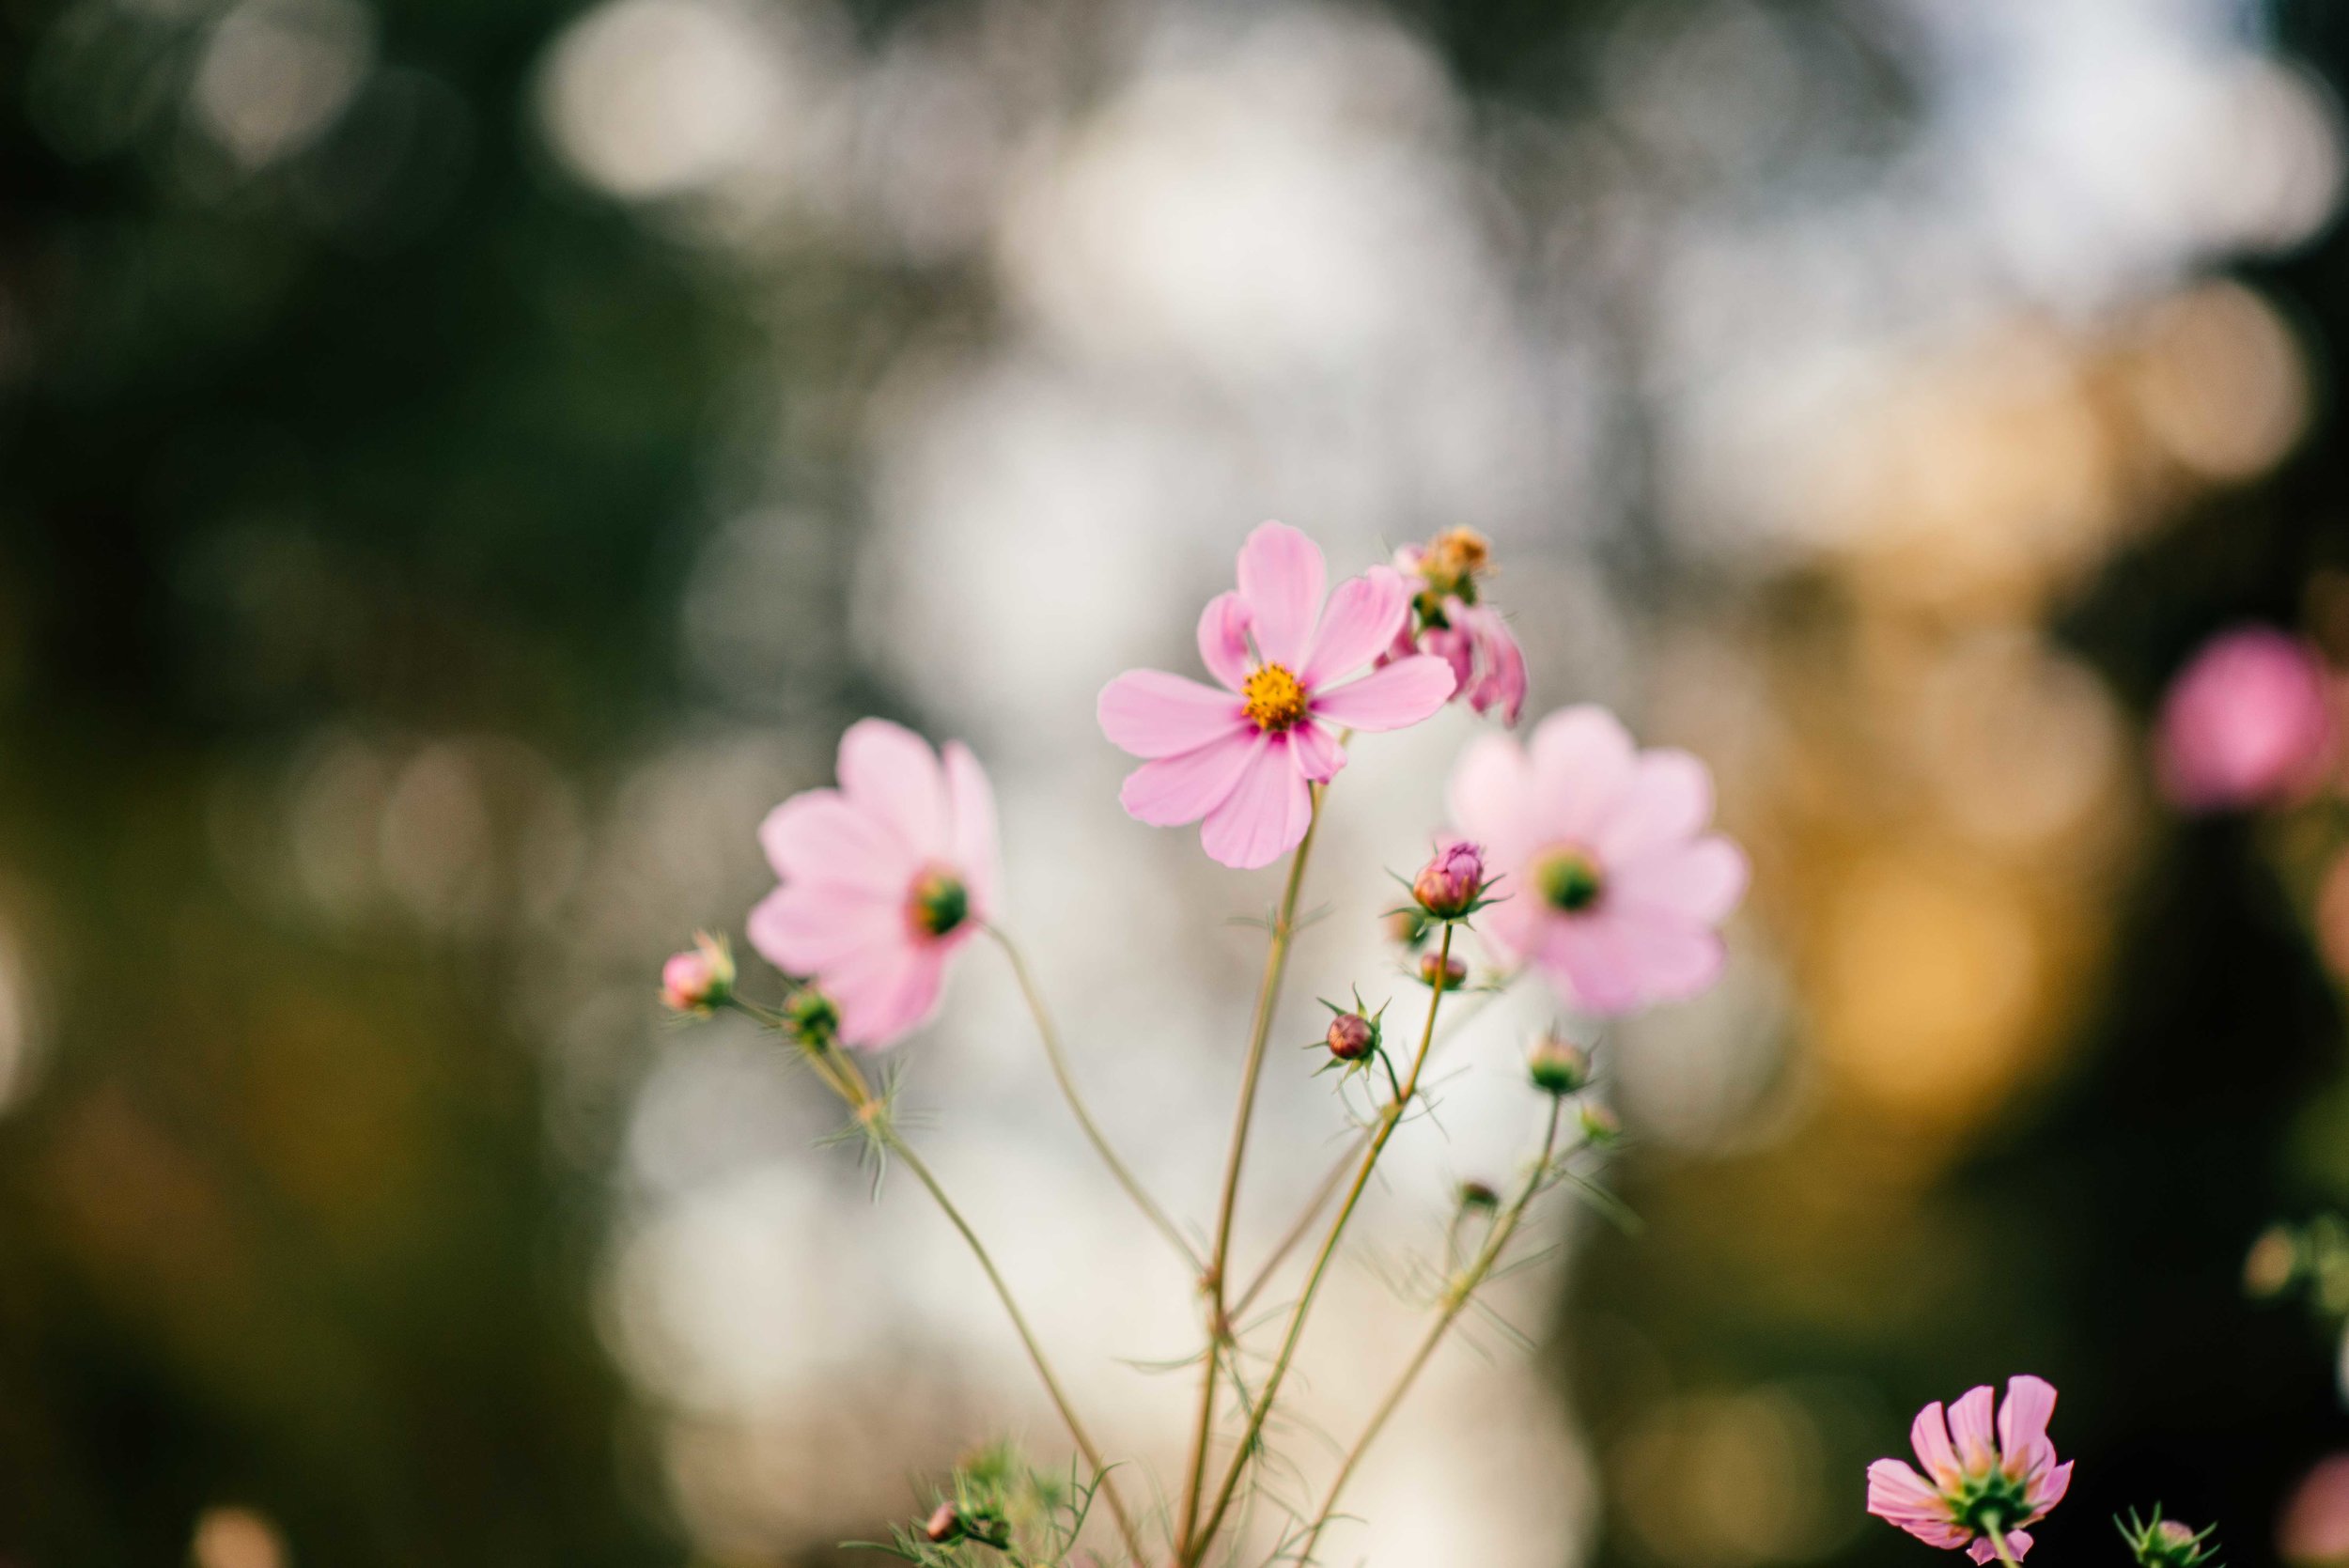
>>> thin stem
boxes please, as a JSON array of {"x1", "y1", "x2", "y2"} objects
[
  {"x1": 1986, "y1": 1525, "x2": 2024, "y2": 1568},
  {"x1": 1185, "y1": 923, "x2": 1456, "y2": 1565},
  {"x1": 988, "y1": 924, "x2": 1202, "y2": 1271},
  {"x1": 811, "y1": 1042, "x2": 1150, "y2": 1567},
  {"x1": 1295, "y1": 1095, "x2": 1565, "y2": 1563},
  {"x1": 1225, "y1": 976, "x2": 1515, "y2": 1319},
  {"x1": 1174, "y1": 789, "x2": 1330, "y2": 1558}
]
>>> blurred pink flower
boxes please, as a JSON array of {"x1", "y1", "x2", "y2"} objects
[
  {"x1": 748, "y1": 720, "x2": 998, "y2": 1049},
  {"x1": 1385, "y1": 529, "x2": 1527, "y2": 724},
  {"x1": 1867, "y1": 1375, "x2": 2073, "y2": 1564},
  {"x1": 1098, "y1": 521, "x2": 1456, "y2": 869},
  {"x1": 2280, "y1": 1454, "x2": 2349, "y2": 1568},
  {"x1": 1446, "y1": 705, "x2": 1745, "y2": 1014},
  {"x1": 2155, "y1": 625, "x2": 2336, "y2": 812}
]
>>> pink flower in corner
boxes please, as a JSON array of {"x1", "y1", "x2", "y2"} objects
[
  {"x1": 2155, "y1": 624, "x2": 2336, "y2": 812},
  {"x1": 1383, "y1": 528, "x2": 1528, "y2": 724},
  {"x1": 748, "y1": 719, "x2": 998, "y2": 1049},
  {"x1": 1098, "y1": 522, "x2": 1456, "y2": 870},
  {"x1": 1446, "y1": 705, "x2": 1745, "y2": 1014},
  {"x1": 1867, "y1": 1375, "x2": 2073, "y2": 1563}
]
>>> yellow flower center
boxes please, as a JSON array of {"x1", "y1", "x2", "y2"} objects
[{"x1": 1241, "y1": 663, "x2": 1308, "y2": 732}]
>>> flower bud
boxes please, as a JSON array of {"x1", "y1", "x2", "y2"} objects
[
  {"x1": 2247, "y1": 1224, "x2": 2302, "y2": 1298},
  {"x1": 1577, "y1": 1100, "x2": 1621, "y2": 1145},
  {"x1": 1326, "y1": 1011, "x2": 1376, "y2": 1062},
  {"x1": 923, "y1": 1504, "x2": 962, "y2": 1544},
  {"x1": 784, "y1": 986, "x2": 841, "y2": 1050},
  {"x1": 1412, "y1": 838, "x2": 1486, "y2": 920},
  {"x1": 1419, "y1": 951, "x2": 1468, "y2": 991},
  {"x1": 1456, "y1": 1179, "x2": 1500, "y2": 1212},
  {"x1": 661, "y1": 932, "x2": 735, "y2": 1015},
  {"x1": 1385, "y1": 906, "x2": 1431, "y2": 950},
  {"x1": 1528, "y1": 1035, "x2": 1592, "y2": 1096}
]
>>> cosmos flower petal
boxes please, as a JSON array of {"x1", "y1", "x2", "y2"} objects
[
  {"x1": 831, "y1": 941, "x2": 948, "y2": 1049},
  {"x1": 839, "y1": 718, "x2": 953, "y2": 858},
  {"x1": 2005, "y1": 1531, "x2": 2035, "y2": 1560},
  {"x1": 2030, "y1": 1463, "x2": 2073, "y2": 1517},
  {"x1": 1592, "y1": 748, "x2": 1714, "y2": 862},
  {"x1": 1447, "y1": 731, "x2": 1536, "y2": 860},
  {"x1": 1098, "y1": 670, "x2": 1247, "y2": 758},
  {"x1": 1910, "y1": 1402, "x2": 1964, "y2": 1492},
  {"x1": 1198, "y1": 590, "x2": 1254, "y2": 691},
  {"x1": 759, "y1": 789, "x2": 914, "y2": 889},
  {"x1": 1301, "y1": 566, "x2": 1409, "y2": 686},
  {"x1": 1536, "y1": 917, "x2": 1648, "y2": 1015},
  {"x1": 1200, "y1": 734, "x2": 1314, "y2": 869},
  {"x1": 1998, "y1": 1376, "x2": 2058, "y2": 1461},
  {"x1": 1600, "y1": 909, "x2": 1726, "y2": 1001},
  {"x1": 1119, "y1": 730, "x2": 1260, "y2": 827},
  {"x1": 942, "y1": 741, "x2": 999, "y2": 916},
  {"x1": 1236, "y1": 520, "x2": 1326, "y2": 671},
  {"x1": 1289, "y1": 720, "x2": 1348, "y2": 784},
  {"x1": 1310, "y1": 655, "x2": 1455, "y2": 731},
  {"x1": 1528, "y1": 705, "x2": 1639, "y2": 841},
  {"x1": 1948, "y1": 1387, "x2": 1999, "y2": 1474},
  {"x1": 747, "y1": 880, "x2": 904, "y2": 975},
  {"x1": 1610, "y1": 836, "x2": 1749, "y2": 924}
]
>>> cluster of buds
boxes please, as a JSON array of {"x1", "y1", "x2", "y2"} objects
[
  {"x1": 660, "y1": 932, "x2": 735, "y2": 1015},
  {"x1": 1382, "y1": 526, "x2": 1528, "y2": 725},
  {"x1": 2118, "y1": 1510, "x2": 2220, "y2": 1568}
]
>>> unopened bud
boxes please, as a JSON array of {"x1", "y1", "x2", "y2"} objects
[
  {"x1": 1577, "y1": 1100, "x2": 1621, "y2": 1145},
  {"x1": 784, "y1": 986, "x2": 841, "y2": 1050},
  {"x1": 1419, "y1": 951, "x2": 1468, "y2": 991},
  {"x1": 923, "y1": 1504, "x2": 962, "y2": 1544},
  {"x1": 1385, "y1": 906, "x2": 1432, "y2": 950},
  {"x1": 1528, "y1": 1035, "x2": 1591, "y2": 1096},
  {"x1": 661, "y1": 932, "x2": 735, "y2": 1015},
  {"x1": 1326, "y1": 1012, "x2": 1376, "y2": 1062},
  {"x1": 1412, "y1": 838, "x2": 1486, "y2": 920},
  {"x1": 1457, "y1": 1179, "x2": 1500, "y2": 1211}
]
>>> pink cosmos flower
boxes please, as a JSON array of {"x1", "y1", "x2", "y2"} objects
[
  {"x1": 2155, "y1": 625, "x2": 2336, "y2": 812},
  {"x1": 747, "y1": 719, "x2": 998, "y2": 1049},
  {"x1": 1098, "y1": 521, "x2": 1457, "y2": 870},
  {"x1": 1445, "y1": 705, "x2": 1746, "y2": 1014},
  {"x1": 1383, "y1": 529, "x2": 1528, "y2": 724},
  {"x1": 1867, "y1": 1375, "x2": 2074, "y2": 1564}
]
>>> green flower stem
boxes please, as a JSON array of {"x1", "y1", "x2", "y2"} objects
[
  {"x1": 814, "y1": 1045, "x2": 1149, "y2": 1568},
  {"x1": 1987, "y1": 1525, "x2": 2025, "y2": 1568},
  {"x1": 1295, "y1": 1094, "x2": 1565, "y2": 1564},
  {"x1": 1226, "y1": 975, "x2": 1513, "y2": 1321},
  {"x1": 988, "y1": 924, "x2": 1202, "y2": 1272},
  {"x1": 1174, "y1": 785, "x2": 1330, "y2": 1559},
  {"x1": 1184, "y1": 922, "x2": 1456, "y2": 1565}
]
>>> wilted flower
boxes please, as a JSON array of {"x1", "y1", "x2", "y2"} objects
[
  {"x1": 660, "y1": 931, "x2": 734, "y2": 1014},
  {"x1": 1385, "y1": 527, "x2": 1527, "y2": 724},
  {"x1": 1528, "y1": 1034, "x2": 1592, "y2": 1095},
  {"x1": 1099, "y1": 521, "x2": 1456, "y2": 869},
  {"x1": 1412, "y1": 837, "x2": 1486, "y2": 919},
  {"x1": 1867, "y1": 1375, "x2": 2074, "y2": 1562},
  {"x1": 1419, "y1": 950, "x2": 1468, "y2": 990},
  {"x1": 2155, "y1": 625, "x2": 2336, "y2": 812},
  {"x1": 1448, "y1": 705, "x2": 1747, "y2": 1015},
  {"x1": 748, "y1": 720, "x2": 998, "y2": 1049}
]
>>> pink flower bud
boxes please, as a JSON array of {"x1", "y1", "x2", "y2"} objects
[
  {"x1": 1528, "y1": 1034, "x2": 1592, "y2": 1095},
  {"x1": 1578, "y1": 1100, "x2": 1621, "y2": 1145},
  {"x1": 1326, "y1": 1012, "x2": 1375, "y2": 1061},
  {"x1": 2283, "y1": 1461, "x2": 2349, "y2": 1568},
  {"x1": 2156, "y1": 625, "x2": 2336, "y2": 812},
  {"x1": 1385, "y1": 907, "x2": 1431, "y2": 950},
  {"x1": 1413, "y1": 838, "x2": 1486, "y2": 919},
  {"x1": 923, "y1": 1504, "x2": 961, "y2": 1544},
  {"x1": 660, "y1": 932, "x2": 734, "y2": 1014},
  {"x1": 1419, "y1": 951, "x2": 1468, "y2": 990}
]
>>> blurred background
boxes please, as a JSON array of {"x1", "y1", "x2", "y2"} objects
[{"x1": 7, "y1": 0, "x2": 2349, "y2": 1563}]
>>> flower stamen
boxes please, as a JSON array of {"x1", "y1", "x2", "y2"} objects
[
  {"x1": 908, "y1": 866, "x2": 971, "y2": 938},
  {"x1": 1534, "y1": 847, "x2": 1605, "y2": 912},
  {"x1": 1241, "y1": 663, "x2": 1308, "y2": 733}
]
